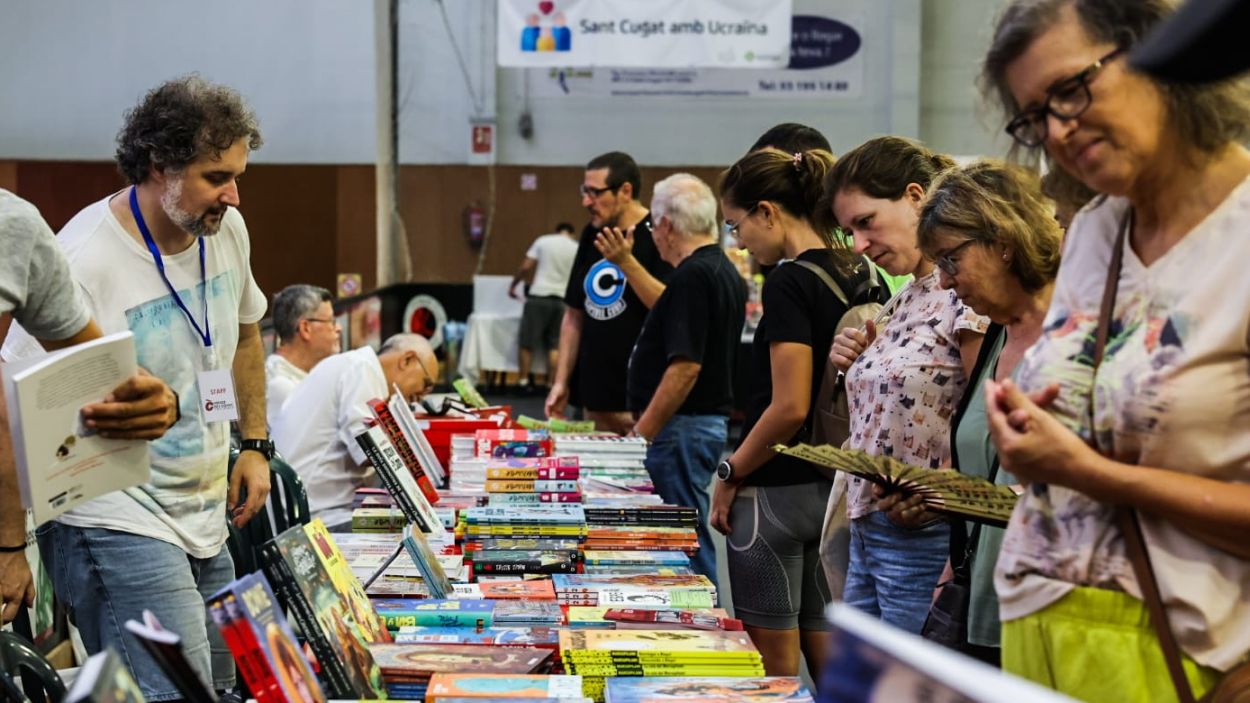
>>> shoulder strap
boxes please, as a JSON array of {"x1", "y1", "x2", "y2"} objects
[
  {"x1": 793, "y1": 259, "x2": 850, "y2": 307},
  {"x1": 1092, "y1": 210, "x2": 1197, "y2": 703}
]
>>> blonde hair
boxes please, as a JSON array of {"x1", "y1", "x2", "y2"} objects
[{"x1": 918, "y1": 160, "x2": 1062, "y2": 292}]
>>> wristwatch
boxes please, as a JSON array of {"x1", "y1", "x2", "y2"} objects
[
  {"x1": 715, "y1": 459, "x2": 735, "y2": 483},
  {"x1": 239, "y1": 438, "x2": 275, "y2": 461}
]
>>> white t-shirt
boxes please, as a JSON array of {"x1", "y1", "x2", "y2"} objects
[
  {"x1": 999, "y1": 180, "x2": 1250, "y2": 671},
  {"x1": 844, "y1": 271, "x2": 989, "y2": 518},
  {"x1": 526, "y1": 233, "x2": 579, "y2": 298},
  {"x1": 0, "y1": 189, "x2": 91, "y2": 339},
  {"x1": 265, "y1": 353, "x2": 307, "y2": 428},
  {"x1": 2, "y1": 192, "x2": 267, "y2": 558},
  {"x1": 271, "y1": 346, "x2": 388, "y2": 529}
]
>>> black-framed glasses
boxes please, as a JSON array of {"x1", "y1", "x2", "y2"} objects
[
  {"x1": 722, "y1": 203, "x2": 761, "y2": 238},
  {"x1": 1005, "y1": 47, "x2": 1125, "y2": 148},
  {"x1": 934, "y1": 239, "x2": 977, "y2": 276},
  {"x1": 579, "y1": 183, "x2": 619, "y2": 199},
  {"x1": 302, "y1": 317, "x2": 338, "y2": 326}
]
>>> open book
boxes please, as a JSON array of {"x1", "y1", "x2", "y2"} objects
[
  {"x1": 1, "y1": 331, "x2": 148, "y2": 525},
  {"x1": 774, "y1": 443, "x2": 1019, "y2": 527}
]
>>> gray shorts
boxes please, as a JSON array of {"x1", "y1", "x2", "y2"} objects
[
  {"x1": 519, "y1": 296, "x2": 564, "y2": 353},
  {"x1": 726, "y1": 480, "x2": 833, "y2": 630}
]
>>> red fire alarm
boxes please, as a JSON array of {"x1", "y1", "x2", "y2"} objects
[{"x1": 471, "y1": 124, "x2": 493, "y2": 154}]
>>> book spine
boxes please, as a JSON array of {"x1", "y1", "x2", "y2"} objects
[
  {"x1": 217, "y1": 596, "x2": 280, "y2": 703},
  {"x1": 381, "y1": 611, "x2": 492, "y2": 630},
  {"x1": 208, "y1": 598, "x2": 269, "y2": 703},
  {"x1": 258, "y1": 542, "x2": 354, "y2": 698},
  {"x1": 356, "y1": 431, "x2": 429, "y2": 531},
  {"x1": 485, "y1": 467, "x2": 580, "y2": 480},
  {"x1": 473, "y1": 559, "x2": 578, "y2": 575}
]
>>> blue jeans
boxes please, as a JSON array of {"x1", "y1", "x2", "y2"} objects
[
  {"x1": 843, "y1": 510, "x2": 950, "y2": 634},
  {"x1": 36, "y1": 523, "x2": 236, "y2": 701},
  {"x1": 643, "y1": 414, "x2": 727, "y2": 587}
]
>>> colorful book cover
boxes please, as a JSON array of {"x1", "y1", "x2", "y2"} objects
[
  {"x1": 488, "y1": 492, "x2": 584, "y2": 506},
  {"x1": 393, "y1": 626, "x2": 561, "y2": 648},
  {"x1": 368, "y1": 643, "x2": 551, "y2": 677},
  {"x1": 270, "y1": 527, "x2": 388, "y2": 698},
  {"x1": 552, "y1": 574, "x2": 714, "y2": 591},
  {"x1": 65, "y1": 648, "x2": 146, "y2": 703},
  {"x1": 220, "y1": 574, "x2": 327, "y2": 703},
  {"x1": 373, "y1": 599, "x2": 495, "y2": 629},
  {"x1": 304, "y1": 519, "x2": 391, "y2": 643},
  {"x1": 486, "y1": 480, "x2": 580, "y2": 494},
  {"x1": 559, "y1": 629, "x2": 757, "y2": 657},
  {"x1": 467, "y1": 538, "x2": 582, "y2": 552},
  {"x1": 581, "y1": 551, "x2": 689, "y2": 566},
  {"x1": 400, "y1": 526, "x2": 452, "y2": 599},
  {"x1": 426, "y1": 674, "x2": 584, "y2": 700},
  {"x1": 603, "y1": 676, "x2": 813, "y2": 703},
  {"x1": 485, "y1": 466, "x2": 580, "y2": 480},
  {"x1": 478, "y1": 579, "x2": 556, "y2": 600}
]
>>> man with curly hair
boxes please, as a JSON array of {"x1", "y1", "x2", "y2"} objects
[{"x1": 2, "y1": 75, "x2": 271, "y2": 700}]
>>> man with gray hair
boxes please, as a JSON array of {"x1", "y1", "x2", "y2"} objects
[
  {"x1": 625, "y1": 174, "x2": 746, "y2": 584},
  {"x1": 272, "y1": 333, "x2": 438, "y2": 530},
  {"x1": 266, "y1": 284, "x2": 340, "y2": 426}
]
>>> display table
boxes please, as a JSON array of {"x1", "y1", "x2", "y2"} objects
[{"x1": 457, "y1": 276, "x2": 550, "y2": 384}]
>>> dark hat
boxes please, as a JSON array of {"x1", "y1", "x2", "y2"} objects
[{"x1": 1130, "y1": 0, "x2": 1250, "y2": 83}]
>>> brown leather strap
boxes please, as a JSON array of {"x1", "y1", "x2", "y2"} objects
[{"x1": 1092, "y1": 209, "x2": 1198, "y2": 703}]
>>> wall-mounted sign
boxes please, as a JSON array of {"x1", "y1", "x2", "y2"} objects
[{"x1": 498, "y1": 0, "x2": 793, "y2": 68}]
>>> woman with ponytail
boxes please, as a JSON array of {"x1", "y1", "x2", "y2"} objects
[
  {"x1": 825, "y1": 136, "x2": 989, "y2": 634},
  {"x1": 710, "y1": 147, "x2": 886, "y2": 681}
]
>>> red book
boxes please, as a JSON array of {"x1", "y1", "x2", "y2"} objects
[
  {"x1": 368, "y1": 398, "x2": 439, "y2": 504},
  {"x1": 215, "y1": 595, "x2": 280, "y2": 703}
]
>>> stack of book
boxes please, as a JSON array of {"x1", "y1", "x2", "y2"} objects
[
  {"x1": 473, "y1": 429, "x2": 554, "y2": 459},
  {"x1": 468, "y1": 546, "x2": 583, "y2": 578},
  {"x1": 477, "y1": 579, "x2": 557, "y2": 600},
  {"x1": 368, "y1": 643, "x2": 552, "y2": 700},
  {"x1": 559, "y1": 630, "x2": 764, "y2": 701},
  {"x1": 581, "y1": 550, "x2": 691, "y2": 577},
  {"x1": 493, "y1": 600, "x2": 565, "y2": 627},
  {"x1": 424, "y1": 673, "x2": 588, "y2": 702},
  {"x1": 583, "y1": 525, "x2": 698, "y2": 555},
  {"x1": 392, "y1": 625, "x2": 564, "y2": 674},
  {"x1": 485, "y1": 456, "x2": 582, "y2": 505},
  {"x1": 372, "y1": 599, "x2": 495, "y2": 633},
  {"x1": 564, "y1": 607, "x2": 738, "y2": 631},
  {"x1": 603, "y1": 676, "x2": 814, "y2": 703},
  {"x1": 551, "y1": 574, "x2": 718, "y2": 609},
  {"x1": 460, "y1": 506, "x2": 588, "y2": 545},
  {"x1": 551, "y1": 435, "x2": 653, "y2": 496}
]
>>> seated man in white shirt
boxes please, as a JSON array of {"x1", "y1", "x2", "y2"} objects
[
  {"x1": 265, "y1": 284, "x2": 340, "y2": 427},
  {"x1": 272, "y1": 333, "x2": 437, "y2": 530}
]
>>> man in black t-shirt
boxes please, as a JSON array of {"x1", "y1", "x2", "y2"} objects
[
  {"x1": 624, "y1": 174, "x2": 747, "y2": 584},
  {"x1": 545, "y1": 151, "x2": 672, "y2": 435}
]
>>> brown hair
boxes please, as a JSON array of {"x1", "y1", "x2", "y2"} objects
[
  {"x1": 818, "y1": 136, "x2": 956, "y2": 232},
  {"x1": 721, "y1": 148, "x2": 836, "y2": 242},
  {"x1": 982, "y1": 0, "x2": 1250, "y2": 160},
  {"x1": 918, "y1": 160, "x2": 1063, "y2": 292}
]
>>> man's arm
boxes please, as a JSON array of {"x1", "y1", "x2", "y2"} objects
[
  {"x1": 631, "y1": 359, "x2": 700, "y2": 441},
  {"x1": 510, "y1": 258, "x2": 538, "y2": 299},
  {"x1": 595, "y1": 228, "x2": 665, "y2": 309},
  {"x1": 544, "y1": 307, "x2": 583, "y2": 418},
  {"x1": 229, "y1": 322, "x2": 271, "y2": 528},
  {"x1": 0, "y1": 313, "x2": 35, "y2": 624}
]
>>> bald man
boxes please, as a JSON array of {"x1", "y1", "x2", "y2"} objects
[{"x1": 272, "y1": 334, "x2": 438, "y2": 530}]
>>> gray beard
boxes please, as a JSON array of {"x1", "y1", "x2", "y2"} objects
[{"x1": 160, "y1": 178, "x2": 224, "y2": 238}]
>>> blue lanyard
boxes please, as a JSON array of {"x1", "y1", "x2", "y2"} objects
[{"x1": 128, "y1": 186, "x2": 212, "y2": 349}]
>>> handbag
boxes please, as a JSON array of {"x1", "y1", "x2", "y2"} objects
[{"x1": 1093, "y1": 209, "x2": 1250, "y2": 703}]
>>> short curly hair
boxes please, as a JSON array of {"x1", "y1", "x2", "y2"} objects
[{"x1": 115, "y1": 75, "x2": 263, "y2": 185}]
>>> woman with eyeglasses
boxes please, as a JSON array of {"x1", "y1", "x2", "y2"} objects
[
  {"x1": 912, "y1": 160, "x2": 1063, "y2": 666},
  {"x1": 980, "y1": 1, "x2": 1250, "y2": 699},
  {"x1": 709, "y1": 147, "x2": 885, "y2": 681},
  {"x1": 824, "y1": 136, "x2": 989, "y2": 635}
]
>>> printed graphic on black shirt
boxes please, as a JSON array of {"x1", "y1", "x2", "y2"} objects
[{"x1": 582, "y1": 258, "x2": 628, "y2": 321}]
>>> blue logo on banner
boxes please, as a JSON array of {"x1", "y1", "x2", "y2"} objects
[{"x1": 789, "y1": 15, "x2": 861, "y2": 70}]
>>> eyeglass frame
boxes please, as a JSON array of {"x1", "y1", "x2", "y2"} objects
[
  {"x1": 934, "y1": 238, "x2": 978, "y2": 277},
  {"x1": 1004, "y1": 47, "x2": 1125, "y2": 148},
  {"x1": 579, "y1": 183, "x2": 621, "y2": 199},
  {"x1": 302, "y1": 317, "x2": 338, "y2": 326},
  {"x1": 413, "y1": 354, "x2": 437, "y2": 395},
  {"x1": 722, "y1": 202, "x2": 761, "y2": 239}
]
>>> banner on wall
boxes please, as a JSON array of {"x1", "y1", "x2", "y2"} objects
[
  {"x1": 528, "y1": 14, "x2": 863, "y2": 99},
  {"x1": 497, "y1": 0, "x2": 793, "y2": 68}
]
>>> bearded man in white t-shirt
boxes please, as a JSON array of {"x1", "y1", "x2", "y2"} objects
[{"x1": 2, "y1": 76, "x2": 272, "y2": 701}]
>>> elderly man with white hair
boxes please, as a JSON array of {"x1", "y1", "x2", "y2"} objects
[
  {"x1": 272, "y1": 333, "x2": 438, "y2": 530},
  {"x1": 616, "y1": 173, "x2": 746, "y2": 584}
]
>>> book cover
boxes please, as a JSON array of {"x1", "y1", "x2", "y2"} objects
[
  {"x1": 357, "y1": 425, "x2": 443, "y2": 533},
  {"x1": 387, "y1": 391, "x2": 447, "y2": 487},
  {"x1": 2, "y1": 331, "x2": 148, "y2": 525},
  {"x1": 467, "y1": 538, "x2": 582, "y2": 552},
  {"x1": 369, "y1": 644, "x2": 550, "y2": 677},
  {"x1": 582, "y1": 551, "x2": 689, "y2": 566},
  {"x1": 488, "y1": 492, "x2": 583, "y2": 506},
  {"x1": 560, "y1": 629, "x2": 756, "y2": 656},
  {"x1": 604, "y1": 677, "x2": 813, "y2": 703},
  {"x1": 552, "y1": 574, "x2": 714, "y2": 591},
  {"x1": 368, "y1": 397, "x2": 439, "y2": 501},
  {"x1": 400, "y1": 525, "x2": 452, "y2": 599},
  {"x1": 393, "y1": 626, "x2": 561, "y2": 648},
  {"x1": 123, "y1": 612, "x2": 216, "y2": 703},
  {"x1": 267, "y1": 528, "x2": 385, "y2": 698},
  {"x1": 426, "y1": 673, "x2": 584, "y2": 700},
  {"x1": 775, "y1": 443, "x2": 1018, "y2": 527},
  {"x1": 485, "y1": 466, "x2": 580, "y2": 480},
  {"x1": 64, "y1": 648, "x2": 146, "y2": 703},
  {"x1": 216, "y1": 573, "x2": 327, "y2": 703},
  {"x1": 304, "y1": 519, "x2": 391, "y2": 643},
  {"x1": 478, "y1": 579, "x2": 557, "y2": 600},
  {"x1": 603, "y1": 609, "x2": 743, "y2": 631}
]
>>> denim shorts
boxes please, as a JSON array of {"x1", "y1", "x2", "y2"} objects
[
  {"x1": 36, "y1": 523, "x2": 236, "y2": 700},
  {"x1": 843, "y1": 509, "x2": 950, "y2": 635},
  {"x1": 643, "y1": 414, "x2": 728, "y2": 586}
]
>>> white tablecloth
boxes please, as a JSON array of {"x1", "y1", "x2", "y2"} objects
[{"x1": 457, "y1": 312, "x2": 548, "y2": 384}]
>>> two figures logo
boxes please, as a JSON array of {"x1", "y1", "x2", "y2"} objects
[{"x1": 521, "y1": 1, "x2": 571, "y2": 52}]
